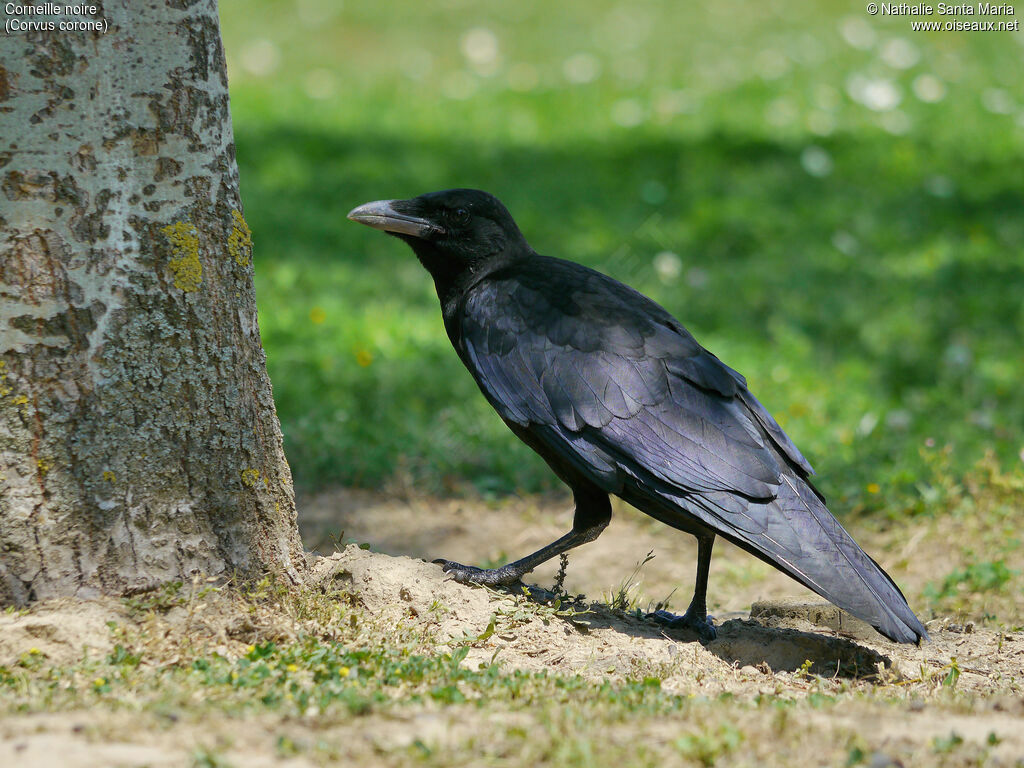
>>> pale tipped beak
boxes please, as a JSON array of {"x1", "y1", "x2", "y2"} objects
[{"x1": 347, "y1": 199, "x2": 445, "y2": 238}]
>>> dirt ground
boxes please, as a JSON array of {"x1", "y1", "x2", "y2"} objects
[
  {"x1": 1, "y1": 488, "x2": 1022, "y2": 767},
  {"x1": 297, "y1": 487, "x2": 1021, "y2": 630}
]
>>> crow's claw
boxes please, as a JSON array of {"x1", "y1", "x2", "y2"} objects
[
  {"x1": 647, "y1": 608, "x2": 718, "y2": 644},
  {"x1": 432, "y1": 559, "x2": 522, "y2": 587}
]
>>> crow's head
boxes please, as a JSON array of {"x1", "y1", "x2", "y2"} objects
[{"x1": 348, "y1": 189, "x2": 528, "y2": 289}]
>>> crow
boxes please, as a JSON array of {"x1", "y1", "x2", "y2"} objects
[{"x1": 348, "y1": 189, "x2": 928, "y2": 644}]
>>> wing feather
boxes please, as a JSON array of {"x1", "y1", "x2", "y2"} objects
[
  {"x1": 461, "y1": 266, "x2": 785, "y2": 502},
  {"x1": 454, "y1": 255, "x2": 925, "y2": 643}
]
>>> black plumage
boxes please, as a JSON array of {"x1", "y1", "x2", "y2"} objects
[{"x1": 348, "y1": 189, "x2": 928, "y2": 645}]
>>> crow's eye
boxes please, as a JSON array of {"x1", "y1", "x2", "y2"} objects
[{"x1": 451, "y1": 207, "x2": 470, "y2": 226}]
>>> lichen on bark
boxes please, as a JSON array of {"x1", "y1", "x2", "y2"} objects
[
  {"x1": 0, "y1": 1, "x2": 307, "y2": 605},
  {"x1": 228, "y1": 209, "x2": 253, "y2": 267},
  {"x1": 162, "y1": 220, "x2": 203, "y2": 292}
]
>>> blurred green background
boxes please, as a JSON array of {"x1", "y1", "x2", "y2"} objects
[{"x1": 219, "y1": 0, "x2": 1023, "y2": 513}]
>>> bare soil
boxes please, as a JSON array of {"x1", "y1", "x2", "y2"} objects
[{"x1": 1, "y1": 489, "x2": 1021, "y2": 767}]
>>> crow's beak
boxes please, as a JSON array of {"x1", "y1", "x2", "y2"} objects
[{"x1": 347, "y1": 200, "x2": 445, "y2": 238}]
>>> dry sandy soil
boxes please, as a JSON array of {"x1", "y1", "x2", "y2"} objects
[{"x1": 1, "y1": 489, "x2": 1021, "y2": 767}]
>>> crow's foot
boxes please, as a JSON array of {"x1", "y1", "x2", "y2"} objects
[
  {"x1": 432, "y1": 559, "x2": 525, "y2": 587},
  {"x1": 647, "y1": 608, "x2": 718, "y2": 644}
]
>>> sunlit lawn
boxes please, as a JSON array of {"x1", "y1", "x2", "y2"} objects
[{"x1": 220, "y1": 0, "x2": 1024, "y2": 510}]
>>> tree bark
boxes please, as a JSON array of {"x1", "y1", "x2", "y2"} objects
[{"x1": 0, "y1": 1, "x2": 306, "y2": 605}]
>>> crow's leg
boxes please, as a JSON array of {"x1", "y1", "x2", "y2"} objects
[
  {"x1": 648, "y1": 534, "x2": 718, "y2": 643},
  {"x1": 434, "y1": 485, "x2": 611, "y2": 587}
]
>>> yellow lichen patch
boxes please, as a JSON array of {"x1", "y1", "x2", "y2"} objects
[
  {"x1": 228, "y1": 209, "x2": 253, "y2": 267},
  {"x1": 241, "y1": 468, "x2": 260, "y2": 487},
  {"x1": 162, "y1": 220, "x2": 202, "y2": 292},
  {"x1": 102, "y1": 470, "x2": 116, "y2": 483},
  {"x1": 12, "y1": 395, "x2": 28, "y2": 405},
  {"x1": 37, "y1": 457, "x2": 52, "y2": 476}
]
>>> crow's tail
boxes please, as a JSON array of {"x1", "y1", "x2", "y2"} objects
[{"x1": 685, "y1": 471, "x2": 928, "y2": 644}]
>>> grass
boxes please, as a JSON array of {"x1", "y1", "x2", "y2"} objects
[
  {"x1": 2, "y1": 468, "x2": 1021, "y2": 765},
  {"x1": 0, "y1": 581, "x2": 739, "y2": 766},
  {"x1": 2, "y1": 506, "x2": 1020, "y2": 768},
  {"x1": 218, "y1": 0, "x2": 1023, "y2": 509},
  {"x1": 912, "y1": 453, "x2": 1024, "y2": 621}
]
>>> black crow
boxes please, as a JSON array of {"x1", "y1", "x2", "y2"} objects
[{"x1": 348, "y1": 189, "x2": 928, "y2": 644}]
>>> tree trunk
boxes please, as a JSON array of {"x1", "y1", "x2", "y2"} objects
[{"x1": 0, "y1": 1, "x2": 306, "y2": 605}]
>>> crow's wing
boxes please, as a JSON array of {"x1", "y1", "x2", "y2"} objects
[
  {"x1": 460, "y1": 257, "x2": 808, "y2": 500},
  {"x1": 458, "y1": 256, "x2": 926, "y2": 643}
]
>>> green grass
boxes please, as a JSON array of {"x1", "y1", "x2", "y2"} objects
[
  {"x1": 2, "y1": 534, "x2": 1019, "y2": 767},
  {"x1": 0, "y1": 578, "x2": 747, "y2": 766},
  {"x1": 219, "y1": 0, "x2": 1024, "y2": 505},
  {"x1": 3, "y1": 470, "x2": 1022, "y2": 764},
  {"x1": 0, "y1": 585, "x2": 704, "y2": 767}
]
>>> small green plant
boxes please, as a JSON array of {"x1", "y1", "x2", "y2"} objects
[
  {"x1": 793, "y1": 658, "x2": 815, "y2": 681},
  {"x1": 931, "y1": 732, "x2": 964, "y2": 754},
  {"x1": 942, "y1": 657, "x2": 961, "y2": 689},
  {"x1": 107, "y1": 644, "x2": 142, "y2": 667},
  {"x1": 674, "y1": 724, "x2": 743, "y2": 767},
  {"x1": 925, "y1": 560, "x2": 1016, "y2": 602},
  {"x1": 607, "y1": 550, "x2": 655, "y2": 613},
  {"x1": 123, "y1": 581, "x2": 186, "y2": 614},
  {"x1": 551, "y1": 552, "x2": 570, "y2": 595},
  {"x1": 192, "y1": 747, "x2": 234, "y2": 768}
]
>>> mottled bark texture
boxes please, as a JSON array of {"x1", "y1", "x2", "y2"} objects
[{"x1": 0, "y1": 1, "x2": 306, "y2": 605}]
